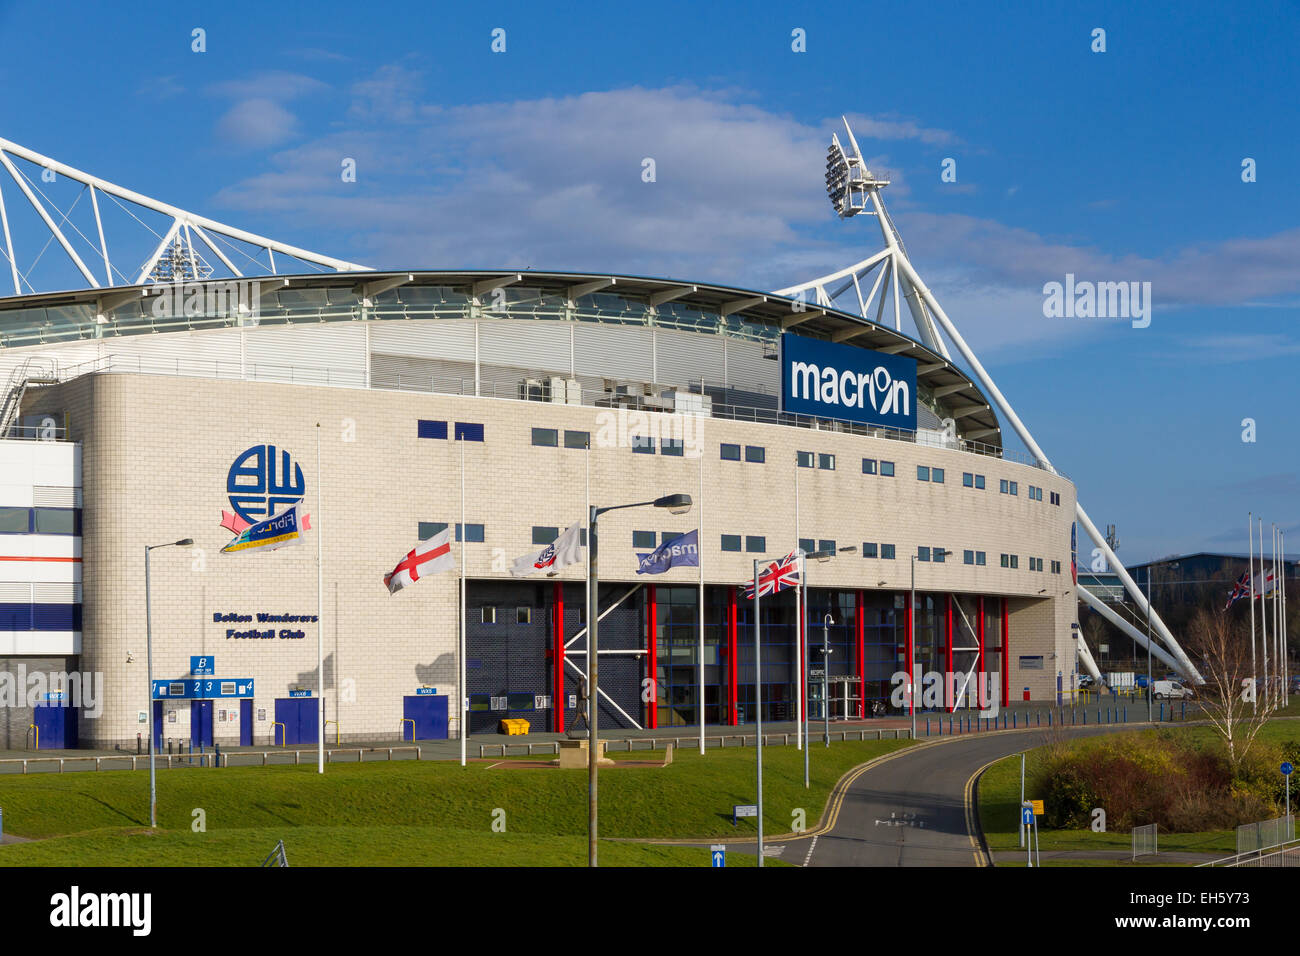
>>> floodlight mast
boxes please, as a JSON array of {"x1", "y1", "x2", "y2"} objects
[{"x1": 779, "y1": 115, "x2": 1201, "y2": 685}]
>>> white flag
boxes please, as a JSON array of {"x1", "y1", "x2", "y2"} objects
[
  {"x1": 510, "y1": 522, "x2": 584, "y2": 577},
  {"x1": 384, "y1": 528, "x2": 457, "y2": 594}
]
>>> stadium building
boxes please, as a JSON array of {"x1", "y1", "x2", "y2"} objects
[{"x1": 0, "y1": 124, "x2": 1189, "y2": 750}]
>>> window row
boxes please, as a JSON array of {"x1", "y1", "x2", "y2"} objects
[
  {"x1": 962, "y1": 472, "x2": 986, "y2": 489},
  {"x1": 417, "y1": 420, "x2": 485, "y2": 441},
  {"x1": 861, "y1": 458, "x2": 897, "y2": 476},
  {"x1": 0, "y1": 507, "x2": 81, "y2": 535},
  {"x1": 531, "y1": 428, "x2": 590, "y2": 449},
  {"x1": 632, "y1": 435, "x2": 686, "y2": 456},
  {"x1": 797, "y1": 451, "x2": 836, "y2": 470},
  {"x1": 916, "y1": 466, "x2": 945, "y2": 483},
  {"x1": 720, "y1": 443, "x2": 766, "y2": 463}
]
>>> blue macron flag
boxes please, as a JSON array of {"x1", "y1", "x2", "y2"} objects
[{"x1": 636, "y1": 529, "x2": 700, "y2": 575}]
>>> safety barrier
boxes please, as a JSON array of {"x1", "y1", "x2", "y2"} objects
[
  {"x1": 26, "y1": 724, "x2": 37, "y2": 751},
  {"x1": 272, "y1": 721, "x2": 287, "y2": 747},
  {"x1": 0, "y1": 746, "x2": 423, "y2": 773},
  {"x1": 324, "y1": 720, "x2": 340, "y2": 746},
  {"x1": 1132, "y1": 823, "x2": 1158, "y2": 861},
  {"x1": 399, "y1": 718, "x2": 415, "y2": 741},
  {"x1": 473, "y1": 727, "x2": 912, "y2": 759}
]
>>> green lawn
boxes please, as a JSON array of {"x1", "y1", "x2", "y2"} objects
[
  {"x1": 977, "y1": 721, "x2": 1300, "y2": 863},
  {"x1": 0, "y1": 738, "x2": 910, "y2": 866}
]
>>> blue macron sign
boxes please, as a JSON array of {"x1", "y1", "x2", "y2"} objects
[{"x1": 778, "y1": 333, "x2": 918, "y2": 431}]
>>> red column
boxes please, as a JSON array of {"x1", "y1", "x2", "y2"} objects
[
  {"x1": 799, "y1": 602, "x2": 806, "y2": 723},
  {"x1": 945, "y1": 594, "x2": 954, "y2": 712},
  {"x1": 1001, "y1": 597, "x2": 1010, "y2": 707},
  {"x1": 855, "y1": 589, "x2": 865, "y2": 719},
  {"x1": 647, "y1": 585, "x2": 658, "y2": 729},
  {"x1": 553, "y1": 580, "x2": 565, "y2": 733},
  {"x1": 728, "y1": 586, "x2": 738, "y2": 726},
  {"x1": 977, "y1": 596, "x2": 986, "y2": 690},
  {"x1": 905, "y1": 595, "x2": 914, "y2": 715}
]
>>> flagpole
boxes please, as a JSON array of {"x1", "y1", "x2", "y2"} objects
[
  {"x1": 754, "y1": 557, "x2": 764, "y2": 868},
  {"x1": 1261, "y1": 517, "x2": 1269, "y2": 709},
  {"x1": 698, "y1": 447, "x2": 705, "y2": 757},
  {"x1": 794, "y1": 455, "x2": 802, "y2": 752},
  {"x1": 316, "y1": 423, "x2": 325, "y2": 775},
  {"x1": 1275, "y1": 525, "x2": 1282, "y2": 708},
  {"x1": 1283, "y1": 529, "x2": 1289, "y2": 708},
  {"x1": 460, "y1": 438, "x2": 467, "y2": 768},
  {"x1": 1250, "y1": 513, "x2": 1257, "y2": 712},
  {"x1": 585, "y1": 436, "x2": 591, "y2": 736}
]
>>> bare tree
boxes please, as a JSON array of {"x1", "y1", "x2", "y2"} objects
[{"x1": 1185, "y1": 608, "x2": 1279, "y2": 774}]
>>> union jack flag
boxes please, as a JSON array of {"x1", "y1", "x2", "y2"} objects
[
  {"x1": 744, "y1": 552, "x2": 801, "y2": 600},
  {"x1": 1224, "y1": 570, "x2": 1250, "y2": 611}
]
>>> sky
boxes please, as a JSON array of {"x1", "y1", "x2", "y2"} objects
[{"x1": 0, "y1": 0, "x2": 1296, "y2": 565}]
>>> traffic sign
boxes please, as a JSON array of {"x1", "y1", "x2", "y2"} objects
[
  {"x1": 710, "y1": 844, "x2": 726, "y2": 867},
  {"x1": 1283, "y1": 762, "x2": 1294, "y2": 776},
  {"x1": 733, "y1": 804, "x2": 758, "y2": 826},
  {"x1": 1030, "y1": 799, "x2": 1044, "y2": 816},
  {"x1": 190, "y1": 656, "x2": 214, "y2": 676},
  {"x1": 1022, "y1": 808, "x2": 1034, "y2": 826}
]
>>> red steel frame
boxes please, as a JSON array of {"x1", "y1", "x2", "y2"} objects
[
  {"x1": 855, "y1": 589, "x2": 865, "y2": 718},
  {"x1": 552, "y1": 580, "x2": 565, "y2": 733},
  {"x1": 647, "y1": 584, "x2": 658, "y2": 729},
  {"x1": 728, "y1": 586, "x2": 738, "y2": 726},
  {"x1": 905, "y1": 595, "x2": 914, "y2": 715},
  {"x1": 977, "y1": 596, "x2": 986, "y2": 699},
  {"x1": 1001, "y1": 597, "x2": 1010, "y2": 706},
  {"x1": 945, "y1": 594, "x2": 955, "y2": 712}
]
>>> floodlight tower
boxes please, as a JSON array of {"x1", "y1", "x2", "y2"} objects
[{"x1": 777, "y1": 116, "x2": 1202, "y2": 685}]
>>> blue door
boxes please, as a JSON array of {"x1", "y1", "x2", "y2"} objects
[
  {"x1": 33, "y1": 702, "x2": 77, "y2": 749},
  {"x1": 190, "y1": 700, "x2": 213, "y2": 747},
  {"x1": 274, "y1": 698, "x2": 318, "y2": 745},
  {"x1": 239, "y1": 699, "x2": 253, "y2": 746},
  {"x1": 403, "y1": 695, "x2": 449, "y2": 740},
  {"x1": 153, "y1": 700, "x2": 164, "y2": 750}
]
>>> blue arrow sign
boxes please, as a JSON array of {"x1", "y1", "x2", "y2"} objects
[
  {"x1": 1283, "y1": 762, "x2": 1294, "y2": 776},
  {"x1": 710, "y1": 844, "x2": 726, "y2": 868}
]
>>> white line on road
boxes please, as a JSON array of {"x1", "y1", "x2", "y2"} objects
[{"x1": 803, "y1": 835, "x2": 818, "y2": 867}]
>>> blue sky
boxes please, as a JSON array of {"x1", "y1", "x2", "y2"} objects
[{"x1": 1, "y1": 0, "x2": 1296, "y2": 564}]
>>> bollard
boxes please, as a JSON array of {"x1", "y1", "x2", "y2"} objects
[
  {"x1": 1181, "y1": 702, "x2": 1186, "y2": 721},
  {"x1": 136, "y1": 733, "x2": 142, "y2": 755},
  {"x1": 0, "y1": 805, "x2": 3, "y2": 841},
  {"x1": 214, "y1": 744, "x2": 220, "y2": 767},
  {"x1": 1124, "y1": 706, "x2": 1128, "y2": 723},
  {"x1": 1082, "y1": 711, "x2": 1087, "y2": 725},
  {"x1": 1160, "y1": 701, "x2": 1165, "y2": 721},
  {"x1": 926, "y1": 717, "x2": 930, "y2": 736}
]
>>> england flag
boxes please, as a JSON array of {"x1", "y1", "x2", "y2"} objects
[
  {"x1": 510, "y1": 522, "x2": 584, "y2": 577},
  {"x1": 384, "y1": 528, "x2": 457, "y2": 594}
]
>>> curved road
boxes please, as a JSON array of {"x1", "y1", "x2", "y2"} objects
[{"x1": 767, "y1": 725, "x2": 1126, "y2": 867}]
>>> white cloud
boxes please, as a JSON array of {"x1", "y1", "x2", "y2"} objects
[{"x1": 215, "y1": 98, "x2": 300, "y2": 150}]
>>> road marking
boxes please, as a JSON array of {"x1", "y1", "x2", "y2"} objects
[
  {"x1": 963, "y1": 756, "x2": 1006, "y2": 867},
  {"x1": 802, "y1": 835, "x2": 818, "y2": 867}
]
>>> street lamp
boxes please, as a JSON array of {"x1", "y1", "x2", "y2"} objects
[
  {"x1": 911, "y1": 550, "x2": 952, "y2": 740},
  {"x1": 587, "y1": 492, "x2": 691, "y2": 867},
  {"x1": 145, "y1": 537, "x2": 192, "y2": 829},
  {"x1": 800, "y1": 545, "x2": 856, "y2": 788}
]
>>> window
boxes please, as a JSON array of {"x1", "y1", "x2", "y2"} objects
[
  {"x1": 917, "y1": 546, "x2": 931, "y2": 562},
  {"x1": 932, "y1": 468, "x2": 944, "y2": 484},
  {"x1": 817, "y1": 539, "x2": 836, "y2": 555},
  {"x1": 976, "y1": 551, "x2": 987, "y2": 566},
  {"x1": 1050, "y1": 491, "x2": 1061, "y2": 506},
  {"x1": 917, "y1": 466, "x2": 930, "y2": 482},
  {"x1": 417, "y1": 419, "x2": 448, "y2": 440},
  {"x1": 454, "y1": 422, "x2": 484, "y2": 442},
  {"x1": 863, "y1": 458, "x2": 877, "y2": 475},
  {"x1": 818, "y1": 453, "x2": 835, "y2": 471},
  {"x1": 797, "y1": 451, "x2": 814, "y2": 468},
  {"x1": 0, "y1": 507, "x2": 30, "y2": 533},
  {"x1": 999, "y1": 479, "x2": 1008, "y2": 494},
  {"x1": 631, "y1": 434, "x2": 655, "y2": 454},
  {"x1": 721, "y1": 534, "x2": 742, "y2": 553},
  {"x1": 1028, "y1": 485, "x2": 1043, "y2": 501},
  {"x1": 963, "y1": 472, "x2": 974, "y2": 487},
  {"x1": 933, "y1": 547, "x2": 946, "y2": 563},
  {"x1": 531, "y1": 427, "x2": 558, "y2": 447},
  {"x1": 661, "y1": 438, "x2": 685, "y2": 457},
  {"x1": 862, "y1": 542, "x2": 879, "y2": 558},
  {"x1": 880, "y1": 461, "x2": 895, "y2": 477},
  {"x1": 633, "y1": 530, "x2": 656, "y2": 549},
  {"x1": 1030, "y1": 557, "x2": 1043, "y2": 572},
  {"x1": 721, "y1": 443, "x2": 741, "y2": 461},
  {"x1": 564, "y1": 430, "x2": 589, "y2": 449},
  {"x1": 532, "y1": 526, "x2": 559, "y2": 545},
  {"x1": 1000, "y1": 554, "x2": 1009, "y2": 568},
  {"x1": 481, "y1": 606, "x2": 497, "y2": 624},
  {"x1": 963, "y1": 550, "x2": 975, "y2": 565},
  {"x1": 418, "y1": 521, "x2": 448, "y2": 540},
  {"x1": 1051, "y1": 560, "x2": 1062, "y2": 574},
  {"x1": 745, "y1": 535, "x2": 766, "y2": 553},
  {"x1": 1000, "y1": 479, "x2": 1018, "y2": 496},
  {"x1": 745, "y1": 445, "x2": 765, "y2": 463},
  {"x1": 516, "y1": 607, "x2": 531, "y2": 625},
  {"x1": 798, "y1": 538, "x2": 815, "y2": 554},
  {"x1": 1010, "y1": 481, "x2": 1018, "y2": 496},
  {"x1": 459, "y1": 524, "x2": 485, "y2": 543},
  {"x1": 881, "y1": 544, "x2": 896, "y2": 560},
  {"x1": 661, "y1": 531, "x2": 683, "y2": 544},
  {"x1": 976, "y1": 475, "x2": 985, "y2": 490}
]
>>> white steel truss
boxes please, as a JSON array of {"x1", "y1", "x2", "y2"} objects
[
  {"x1": 0, "y1": 136, "x2": 370, "y2": 297},
  {"x1": 776, "y1": 118, "x2": 1200, "y2": 684}
]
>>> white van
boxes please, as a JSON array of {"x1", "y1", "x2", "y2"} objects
[{"x1": 1152, "y1": 679, "x2": 1194, "y2": 700}]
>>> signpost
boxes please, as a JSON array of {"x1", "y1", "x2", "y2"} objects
[
  {"x1": 1022, "y1": 801, "x2": 1041, "y2": 867},
  {"x1": 733, "y1": 804, "x2": 758, "y2": 827},
  {"x1": 1283, "y1": 762, "x2": 1293, "y2": 819},
  {"x1": 710, "y1": 844, "x2": 726, "y2": 867}
]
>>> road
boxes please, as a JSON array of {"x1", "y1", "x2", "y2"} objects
[{"x1": 766, "y1": 725, "x2": 1125, "y2": 867}]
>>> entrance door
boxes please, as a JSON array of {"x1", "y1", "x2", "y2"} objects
[
  {"x1": 33, "y1": 702, "x2": 76, "y2": 749},
  {"x1": 274, "y1": 698, "x2": 318, "y2": 745},
  {"x1": 190, "y1": 700, "x2": 214, "y2": 748},
  {"x1": 153, "y1": 700, "x2": 164, "y2": 750},
  {"x1": 403, "y1": 695, "x2": 449, "y2": 740},
  {"x1": 239, "y1": 699, "x2": 253, "y2": 746}
]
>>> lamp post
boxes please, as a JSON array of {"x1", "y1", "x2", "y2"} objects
[
  {"x1": 800, "y1": 546, "x2": 856, "y2": 788},
  {"x1": 587, "y1": 492, "x2": 691, "y2": 867},
  {"x1": 145, "y1": 537, "x2": 193, "y2": 829},
  {"x1": 911, "y1": 550, "x2": 952, "y2": 739},
  {"x1": 822, "y1": 613, "x2": 832, "y2": 747}
]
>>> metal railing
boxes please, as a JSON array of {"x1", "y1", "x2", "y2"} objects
[
  {"x1": 54, "y1": 352, "x2": 1062, "y2": 476},
  {"x1": 1236, "y1": 814, "x2": 1295, "y2": 856},
  {"x1": 0, "y1": 745, "x2": 423, "y2": 774},
  {"x1": 1132, "y1": 823, "x2": 1158, "y2": 860}
]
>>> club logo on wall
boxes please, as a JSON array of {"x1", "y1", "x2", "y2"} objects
[{"x1": 219, "y1": 444, "x2": 310, "y2": 536}]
